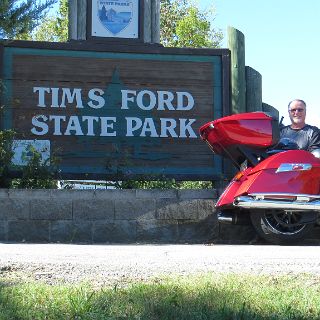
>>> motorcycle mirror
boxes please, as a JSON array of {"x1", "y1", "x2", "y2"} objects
[{"x1": 279, "y1": 116, "x2": 284, "y2": 129}]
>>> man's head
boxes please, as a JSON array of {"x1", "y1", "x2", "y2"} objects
[{"x1": 288, "y1": 99, "x2": 306, "y2": 129}]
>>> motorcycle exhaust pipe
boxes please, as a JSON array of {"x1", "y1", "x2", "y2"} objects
[
  {"x1": 234, "y1": 195, "x2": 320, "y2": 211},
  {"x1": 217, "y1": 212, "x2": 234, "y2": 224},
  {"x1": 217, "y1": 211, "x2": 251, "y2": 225}
]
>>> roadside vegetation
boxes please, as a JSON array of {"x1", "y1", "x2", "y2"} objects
[
  {"x1": 0, "y1": 129, "x2": 59, "y2": 188},
  {"x1": 0, "y1": 273, "x2": 319, "y2": 319}
]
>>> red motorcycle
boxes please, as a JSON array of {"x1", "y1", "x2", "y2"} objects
[{"x1": 200, "y1": 112, "x2": 320, "y2": 244}]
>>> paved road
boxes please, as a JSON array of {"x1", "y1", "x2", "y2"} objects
[{"x1": 1, "y1": 243, "x2": 320, "y2": 285}]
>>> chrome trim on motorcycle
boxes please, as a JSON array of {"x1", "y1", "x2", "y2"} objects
[
  {"x1": 234, "y1": 194, "x2": 320, "y2": 211},
  {"x1": 276, "y1": 163, "x2": 312, "y2": 173},
  {"x1": 249, "y1": 192, "x2": 320, "y2": 201}
]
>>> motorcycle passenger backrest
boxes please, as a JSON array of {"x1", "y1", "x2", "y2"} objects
[{"x1": 199, "y1": 112, "x2": 280, "y2": 168}]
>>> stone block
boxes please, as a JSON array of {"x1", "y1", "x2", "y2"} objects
[
  {"x1": 94, "y1": 189, "x2": 136, "y2": 200},
  {"x1": 0, "y1": 221, "x2": 7, "y2": 241},
  {"x1": 30, "y1": 199, "x2": 72, "y2": 220},
  {"x1": 0, "y1": 199, "x2": 29, "y2": 220},
  {"x1": 0, "y1": 189, "x2": 9, "y2": 199},
  {"x1": 52, "y1": 189, "x2": 96, "y2": 200},
  {"x1": 137, "y1": 219, "x2": 178, "y2": 243},
  {"x1": 8, "y1": 189, "x2": 52, "y2": 199},
  {"x1": 93, "y1": 220, "x2": 137, "y2": 243},
  {"x1": 8, "y1": 220, "x2": 50, "y2": 242},
  {"x1": 115, "y1": 199, "x2": 156, "y2": 220},
  {"x1": 176, "y1": 200, "x2": 198, "y2": 219},
  {"x1": 156, "y1": 199, "x2": 198, "y2": 220},
  {"x1": 73, "y1": 200, "x2": 114, "y2": 220},
  {"x1": 50, "y1": 221, "x2": 93, "y2": 243},
  {"x1": 155, "y1": 199, "x2": 177, "y2": 220},
  {"x1": 178, "y1": 189, "x2": 217, "y2": 199},
  {"x1": 136, "y1": 189, "x2": 178, "y2": 199},
  {"x1": 198, "y1": 199, "x2": 216, "y2": 220}
]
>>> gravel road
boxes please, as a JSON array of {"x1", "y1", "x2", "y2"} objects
[{"x1": 1, "y1": 243, "x2": 320, "y2": 286}]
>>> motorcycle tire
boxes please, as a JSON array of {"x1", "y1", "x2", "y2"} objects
[{"x1": 250, "y1": 209, "x2": 314, "y2": 245}]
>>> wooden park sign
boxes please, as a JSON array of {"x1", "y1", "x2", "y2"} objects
[{"x1": 0, "y1": 41, "x2": 230, "y2": 180}]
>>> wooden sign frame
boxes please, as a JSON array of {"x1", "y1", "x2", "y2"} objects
[{"x1": 0, "y1": 40, "x2": 230, "y2": 181}]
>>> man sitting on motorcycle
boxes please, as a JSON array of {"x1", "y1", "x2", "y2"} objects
[{"x1": 280, "y1": 99, "x2": 320, "y2": 152}]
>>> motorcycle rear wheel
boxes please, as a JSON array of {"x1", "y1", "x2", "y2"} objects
[{"x1": 250, "y1": 209, "x2": 314, "y2": 245}]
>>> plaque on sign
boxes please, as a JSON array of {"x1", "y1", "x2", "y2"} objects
[{"x1": 91, "y1": 0, "x2": 139, "y2": 38}]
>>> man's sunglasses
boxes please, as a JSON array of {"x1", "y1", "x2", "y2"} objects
[{"x1": 289, "y1": 108, "x2": 305, "y2": 113}]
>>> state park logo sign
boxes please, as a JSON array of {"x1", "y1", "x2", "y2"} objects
[{"x1": 92, "y1": 0, "x2": 138, "y2": 38}]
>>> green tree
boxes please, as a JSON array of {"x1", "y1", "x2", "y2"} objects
[
  {"x1": 160, "y1": 0, "x2": 223, "y2": 48},
  {"x1": 0, "y1": 0, "x2": 57, "y2": 39},
  {"x1": 33, "y1": 0, "x2": 68, "y2": 41}
]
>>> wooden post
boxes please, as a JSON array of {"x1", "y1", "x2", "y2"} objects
[
  {"x1": 144, "y1": 0, "x2": 160, "y2": 43},
  {"x1": 151, "y1": 0, "x2": 160, "y2": 43},
  {"x1": 143, "y1": 0, "x2": 152, "y2": 43},
  {"x1": 77, "y1": 0, "x2": 87, "y2": 40},
  {"x1": 68, "y1": 0, "x2": 77, "y2": 40},
  {"x1": 227, "y1": 26, "x2": 246, "y2": 114},
  {"x1": 68, "y1": 0, "x2": 86, "y2": 40},
  {"x1": 245, "y1": 66, "x2": 262, "y2": 112}
]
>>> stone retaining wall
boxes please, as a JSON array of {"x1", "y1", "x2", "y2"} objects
[
  {"x1": 3, "y1": 188, "x2": 319, "y2": 244},
  {"x1": 0, "y1": 189, "x2": 232, "y2": 243}
]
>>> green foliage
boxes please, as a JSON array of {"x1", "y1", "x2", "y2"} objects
[
  {"x1": 160, "y1": 0, "x2": 223, "y2": 48},
  {"x1": 32, "y1": 0, "x2": 68, "y2": 42},
  {"x1": 0, "y1": 0, "x2": 57, "y2": 39},
  {"x1": 114, "y1": 179, "x2": 212, "y2": 189},
  {"x1": 0, "y1": 130, "x2": 15, "y2": 188}
]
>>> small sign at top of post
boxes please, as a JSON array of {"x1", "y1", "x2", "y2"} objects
[{"x1": 91, "y1": 0, "x2": 139, "y2": 39}]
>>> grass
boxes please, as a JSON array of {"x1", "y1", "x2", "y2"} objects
[{"x1": 0, "y1": 273, "x2": 320, "y2": 319}]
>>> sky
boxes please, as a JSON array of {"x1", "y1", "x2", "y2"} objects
[{"x1": 199, "y1": 0, "x2": 320, "y2": 126}]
